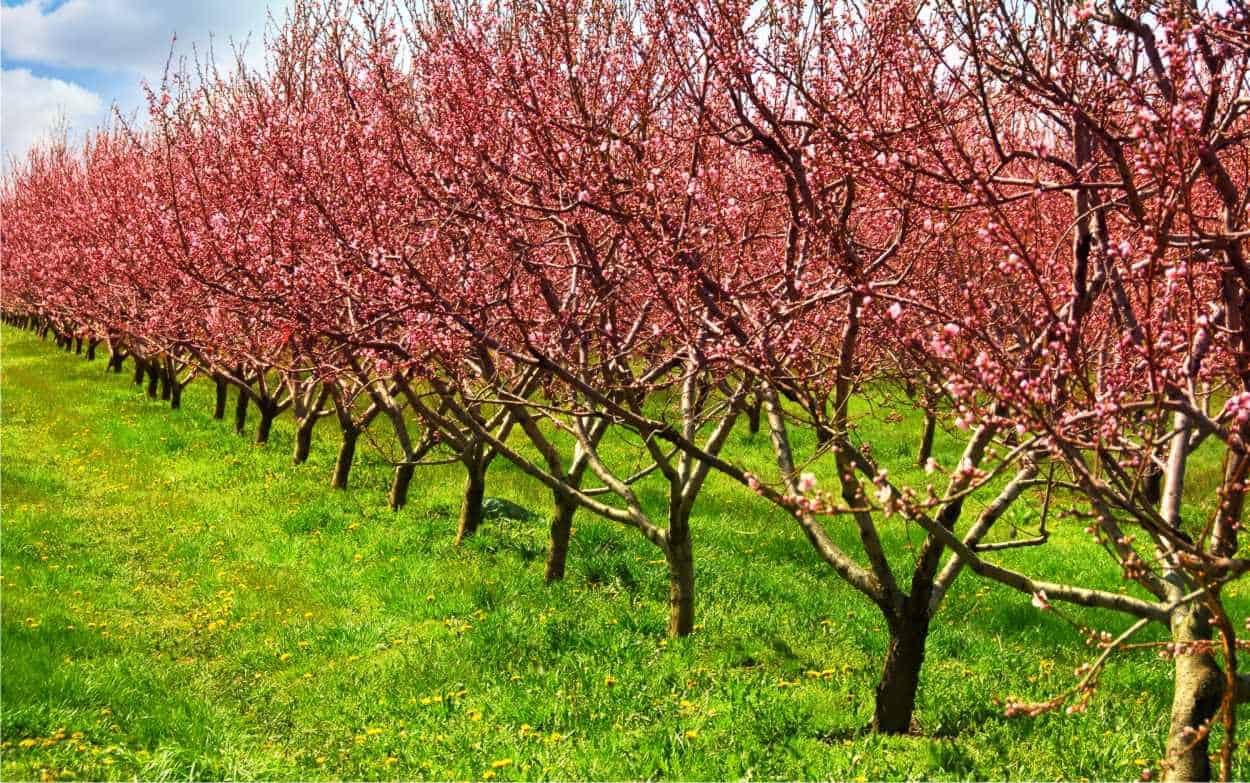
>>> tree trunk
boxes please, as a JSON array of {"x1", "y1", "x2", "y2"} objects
[
  {"x1": 132, "y1": 358, "x2": 146, "y2": 386},
  {"x1": 234, "y1": 390, "x2": 250, "y2": 435},
  {"x1": 389, "y1": 463, "x2": 416, "y2": 510},
  {"x1": 872, "y1": 613, "x2": 931, "y2": 734},
  {"x1": 146, "y1": 364, "x2": 160, "y2": 398},
  {"x1": 746, "y1": 396, "x2": 762, "y2": 436},
  {"x1": 86, "y1": 340, "x2": 98, "y2": 361},
  {"x1": 917, "y1": 410, "x2": 937, "y2": 467},
  {"x1": 331, "y1": 427, "x2": 359, "y2": 490},
  {"x1": 108, "y1": 350, "x2": 125, "y2": 373},
  {"x1": 293, "y1": 417, "x2": 317, "y2": 464},
  {"x1": 74, "y1": 336, "x2": 83, "y2": 354},
  {"x1": 1144, "y1": 464, "x2": 1164, "y2": 507},
  {"x1": 665, "y1": 532, "x2": 695, "y2": 637},
  {"x1": 544, "y1": 495, "x2": 577, "y2": 582},
  {"x1": 255, "y1": 404, "x2": 276, "y2": 444},
  {"x1": 815, "y1": 423, "x2": 834, "y2": 447},
  {"x1": 213, "y1": 376, "x2": 228, "y2": 420},
  {"x1": 169, "y1": 381, "x2": 182, "y2": 410},
  {"x1": 1165, "y1": 605, "x2": 1223, "y2": 782},
  {"x1": 455, "y1": 462, "x2": 487, "y2": 544},
  {"x1": 160, "y1": 370, "x2": 172, "y2": 401}
]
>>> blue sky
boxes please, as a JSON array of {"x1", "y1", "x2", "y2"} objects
[{"x1": 1, "y1": 0, "x2": 287, "y2": 169}]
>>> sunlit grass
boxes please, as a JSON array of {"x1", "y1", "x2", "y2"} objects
[{"x1": 1, "y1": 324, "x2": 1243, "y2": 781}]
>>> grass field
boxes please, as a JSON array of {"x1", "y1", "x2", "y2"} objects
[{"x1": 2, "y1": 324, "x2": 1245, "y2": 781}]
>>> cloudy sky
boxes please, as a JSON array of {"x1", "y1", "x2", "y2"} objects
[{"x1": 2, "y1": 0, "x2": 287, "y2": 168}]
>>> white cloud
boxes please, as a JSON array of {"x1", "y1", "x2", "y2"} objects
[
  {"x1": 1, "y1": 0, "x2": 279, "y2": 75},
  {"x1": 0, "y1": 1, "x2": 291, "y2": 169},
  {"x1": 1, "y1": 67, "x2": 104, "y2": 166}
]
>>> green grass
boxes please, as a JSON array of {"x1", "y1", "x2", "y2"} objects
[{"x1": 1, "y1": 324, "x2": 1244, "y2": 781}]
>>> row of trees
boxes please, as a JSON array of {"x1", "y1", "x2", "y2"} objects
[{"x1": 4, "y1": 0, "x2": 1250, "y2": 778}]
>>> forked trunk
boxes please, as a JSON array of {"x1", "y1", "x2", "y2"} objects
[
  {"x1": 331, "y1": 427, "x2": 359, "y2": 490},
  {"x1": 389, "y1": 463, "x2": 416, "y2": 510},
  {"x1": 455, "y1": 462, "x2": 487, "y2": 544},
  {"x1": 872, "y1": 613, "x2": 931, "y2": 734},
  {"x1": 544, "y1": 495, "x2": 577, "y2": 582},
  {"x1": 1165, "y1": 604, "x2": 1223, "y2": 782}
]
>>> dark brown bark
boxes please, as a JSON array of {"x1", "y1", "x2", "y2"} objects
[
  {"x1": 917, "y1": 410, "x2": 937, "y2": 467},
  {"x1": 815, "y1": 422, "x2": 834, "y2": 447},
  {"x1": 213, "y1": 376, "x2": 228, "y2": 420},
  {"x1": 169, "y1": 381, "x2": 182, "y2": 410},
  {"x1": 331, "y1": 427, "x2": 359, "y2": 490},
  {"x1": 74, "y1": 336, "x2": 83, "y2": 354},
  {"x1": 108, "y1": 350, "x2": 126, "y2": 373},
  {"x1": 146, "y1": 364, "x2": 160, "y2": 398},
  {"x1": 455, "y1": 462, "x2": 487, "y2": 544},
  {"x1": 86, "y1": 340, "x2": 98, "y2": 361},
  {"x1": 1165, "y1": 605, "x2": 1223, "y2": 782},
  {"x1": 234, "y1": 389, "x2": 250, "y2": 435},
  {"x1": 255, "y1": 403, "x2": 277, "y2": 444},
  {"x1": 872, "y1": 613, "x2": 931, "y2": 734},
  {"x1": 132, "y1": 357, "x2": 146, "y2": 386},
  {"x1": 544, "y1": 495, "x2": 577, "y2": 582},
  {"x1": 666, "y1": 531, "x2": 695, "y2": 637},
  {"x1": 746, "y1": 396, "x2": 762, "y2": 435},
  {"x1": 1144, "y1": 463, "x2": 1164, "y2": 507},
  {"x1": 293, "y1": 417, "x2": 317, "y2": 464},
  {"x1": 160, "y1": 370, "x2": 172, "y2": 401},
  {"x1": 388, "y1": 463, "x2": 416, "y2": 510}
]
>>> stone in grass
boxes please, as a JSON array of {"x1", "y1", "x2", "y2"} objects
[{"x1": 481, "y1": 497, "x2": 537, "y2": 522}]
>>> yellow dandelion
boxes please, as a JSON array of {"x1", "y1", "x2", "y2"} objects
[{"x1": 491, "y1": 759, "x2": 513, "y2": 769}]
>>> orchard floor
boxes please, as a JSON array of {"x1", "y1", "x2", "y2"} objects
[{"x1": 1, "y1": 324, "x2": 1245, "y2": 781}]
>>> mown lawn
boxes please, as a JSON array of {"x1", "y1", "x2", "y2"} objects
[{"x1": 1, "y1": 324, "x2": 1244, "y2": 781}]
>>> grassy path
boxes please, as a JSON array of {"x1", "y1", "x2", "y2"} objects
[{"x1": 0, "y1": 325, "x2": 1236, "y2": 780}]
